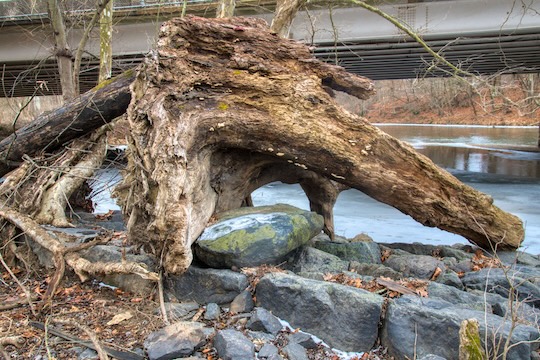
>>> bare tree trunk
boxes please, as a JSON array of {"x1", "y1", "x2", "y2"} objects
[
  {"x1": 215, "y1": 0, "x2": 235, "y2": 18},
  {"x1": 116, "y1": 17, "x2": 524, "y2": 275},
  {"x1": 99, "y1": 0, "x2": 114, "y2": 82},
  {"x1": 47, "y1": 0, "x2": 76, "y2": 101},
  {"x1": 270, "y1": 0, "x2": 307, "y2": 37}
]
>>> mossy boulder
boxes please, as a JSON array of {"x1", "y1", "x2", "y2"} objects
[{"x1": 194, "y1": 204, "x2": 324, "y2": 268}]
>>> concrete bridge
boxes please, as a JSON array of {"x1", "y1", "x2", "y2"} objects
[{"x1": 1, "y1": 0, "x2": 539, "y2": 97}]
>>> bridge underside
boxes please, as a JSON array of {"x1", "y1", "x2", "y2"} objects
[{"x1": 2, "y1": 30, "x2": 540, "y2": 98}]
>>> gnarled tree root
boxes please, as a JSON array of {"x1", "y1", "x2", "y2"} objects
[{"x1": 0, "y1": 207, "x2": 158, "y2": 307}]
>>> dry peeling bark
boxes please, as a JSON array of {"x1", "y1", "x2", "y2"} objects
[{"x1": 117, "y1": 16, "x2": 524, "y2": 275}]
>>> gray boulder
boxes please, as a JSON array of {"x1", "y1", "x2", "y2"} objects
[
  {"x1": 291, "y1": 246, "x2": 349, "y2": 274},
  {"x1": 469, "y1": 290, "x2": 540, "y2": 327},
  {"x1": 166, "y1": 266, "x2": 249, "y2": 304},
  {"x1": 204, "y1": 303, "x2": 220, "y2": 320},
  {"x1": 282, "y1": 343, "x2": 309, "y2": 360},
  {"x1": 229, "y1": 290, "x2": 254, "y2": 313},
  {"x1": 382, "y1": 242, "x2": 474, "y2": 261},
  {"x1": 427, "y1": 282, "x2": 491, "y2": 312},
  {"x1": 382, "y1": 295, "x2": 539, "y2": 360},
  {"x1": 255, "y1": 272, "x2": 384, "y2": 352},
  {"x1": 348, "y1": 261, "x2": 402, "y2": 280},
  {"x1": 155, "y1": 302, "x2": 200, "y2": 321},
  {"x1": 287, "y1": 332, "x2": 319, "y2": 349},
  {"x1": 144, "y1": 321, "x2": 214, "y2": 360},
  {"x1": 258, "y1": 343, "x2": 280, "y2": 358},
  {"x1": 461, "y1": 268, "x2": 540, "y2": 307},
  {"x1": 434, "y1": 270, "x2": 464, "y2": 290},
  {"x1": 312, "y1": 239, "x2": 381, "y2": 264},
  {"x1": 246, "y1": 307, "x2": 283, "y2": 335},
  {"x1": 495, "y1": 251, "x2": 540, "y2": 268},
  {"x1": 213, "y1": 329, "x2": 255, "y2": 360},
  {"x1": 194, "y1": 204, "x2": 323, "y2": 268},
  {"x1": 80, "y1": 245, "x2": 156, "y2": 294},
  {"x1": 384, "y1": 254, "x2": 445, "y2": 280},
  {"x1": 418, "y1": 355, "x2": 447, "y2": 360}
]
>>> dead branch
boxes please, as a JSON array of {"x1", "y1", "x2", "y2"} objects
[
  {"x1": 30, "y1": 321, "x2": 144, "y2": 360},
  {"x1": 0, "y1": 207, "x2": 158, "y2": 302}
]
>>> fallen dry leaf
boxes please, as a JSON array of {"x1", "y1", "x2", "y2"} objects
[
  {"x1": 430, "y1": 266, "x2": 442, "y2": 281},
  {"x1": 106, "y1": 311, "x2": 133, "y2": 326}
]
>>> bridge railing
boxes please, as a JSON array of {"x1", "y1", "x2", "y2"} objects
[{"x1": 0, "y1": 0, "x2": 215, "y2": 21}]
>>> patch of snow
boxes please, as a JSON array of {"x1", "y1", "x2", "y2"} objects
[
  {"x1": 199, "y1": 212, "x2": 288, "y2": 240},
  {"x1": 278, "y1": 319, "x2": 365, "y2": 360}
]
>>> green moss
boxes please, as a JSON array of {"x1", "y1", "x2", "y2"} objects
[
  {"x1": 202, "y1": 225, "x2": 276, "y2": 253},
  {"x1": 217, "y1": 102, "x2": 229, "y2": 111},
  {"x1": 459, "y1": 319, "x2": 486, "y2": 360},
  {"x1": 93, "y1": 69, "x2": 135, "y2": 91},
  {"x1": 288, "y1": 215, "x2": 314, "y2": 252}
]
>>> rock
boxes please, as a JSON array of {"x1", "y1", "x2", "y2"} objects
[
  {"x1": 144, "y1": 321, "x2": 214, "y2": 360},
  {"x1": 213, "y1": 329, "x2": 255, "y2": 360},
  {"x1": 469, "y1": 290, "x2": 540, "y2": 327},
  {"x1": 417, "y1": 355, "x2": 448, "y2": 360},
  {"x1": 258, "y1": 343, "x2": 280, "y2": 358},
  {"x1": 73, "y1": 210, "x2": 126, "y2": 232},
  {"x1": 246, "y1": 330, "x2": 276, "y2": 343},
  {"x1": 427, "y1": 282, "x2": 491, "y2": 312},
  {"x1": 312, "y1": 239, "x2": 381, "y2": 264},
  {"x1": 461, "y1": 268, "x2": 540, "y2": 307},
  {"x1": 256, "y1": 272, "x2": 384, "y2": 352},
  {"x1": 287, "y1": 332, "x2": 319, "y2": 349},
  {"x1": 291, "y1": 247, "x2": 349, "y2": 274},
  {"x1": 382, "y1": 242, "x2": 474, "y2": 261},
  {"x1": 29, "y1": 232, "x2": 156, "y2": 294},
  {"x1": 435, "y1": 270, "x2": 464, "y2": 290},
  {"x1": 246, "y1": 307, "x2": 283, "y2": 335},
  {"x1": 348, "y1": 261, "x2": 402, "y2": 280},
  {"x1": 81, "y1": 245, "x2": 156, "y2": 294},
  {"x1": 450, "y1": 259, "x2": 474, "y2": 273},
  {"x1": 229, "y1": 290, "x2": 254, "y2": 313},
  {"x1": 282, "y1": 343, "x2": 309, "y2": 360},
  {"x1": 381, "y1": 295, "x2": 539, "y2": 360},
  {"x1": 384, "y1": 254, "x2": 446, "y2": 280},
  {"x1": 166, "y1": 266, "x2": 249, "y2": 304},
  {"x1": 204, "y1": 303, "x2": 220, "y2": 320},
  {"x1": 156, "y1": 302, "x2": 200, "y2": 321},
  {"x1": 194, "y1": 204, "x2": 323, "y2": 268},
  {"x1": 78, "y1": 348, "x2": 98, "y2": 360},
  {"x1": 494, "y1": 251, "x2": 540, "y2": 268}
]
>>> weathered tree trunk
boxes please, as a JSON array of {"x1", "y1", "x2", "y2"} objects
[
  {"x1": 0, "y1": 70, "x2": 135, "y2": 177},
  {"x1": 116, "y1": 16, "x2": 524, "y2": 275}
]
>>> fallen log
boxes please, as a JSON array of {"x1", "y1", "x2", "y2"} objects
[
  {"x1": 115, "y1": 16, "x2": 524, "y2": 275},
  {"x1": 0, "y1": 70, "x2": 135, "y2": 177}
]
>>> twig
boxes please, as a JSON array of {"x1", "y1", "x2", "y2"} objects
[
  {"x1": 0, "y1": 335, "x2": 25, "y2": 348},
  {"x1": 0, "y1": 249, "x2": 37, "y2": 315},
  {"x1": 54, "y1": 319, "x2": 109, "y2": 360},
  {"x1": 30, "y1": 321, "x2": 144, "y2": 360},
  {"x1": 0, "y1": 295, "x2": 39, "y2": 311}
]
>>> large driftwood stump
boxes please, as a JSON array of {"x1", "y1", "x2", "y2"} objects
[{"x1": 117, "y1": 16, "x2": 524, "y2": 274}]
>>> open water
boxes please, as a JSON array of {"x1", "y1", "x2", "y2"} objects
[{"x1": 252, "y1": 125, "x2": 540, "y2": 254}]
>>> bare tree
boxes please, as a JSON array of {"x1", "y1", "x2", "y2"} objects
[
  {"x1": 216, "y1": 0, "x2": 235, "y2": 18},
  {"x1": 47, "y1": 0, "x2": 113, "y2": 101}
]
